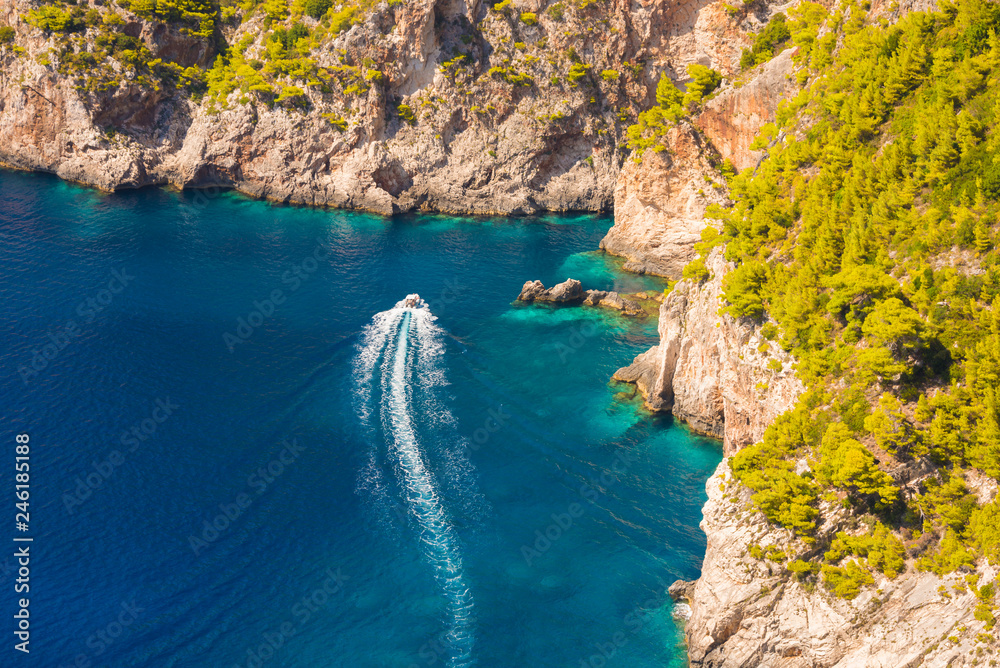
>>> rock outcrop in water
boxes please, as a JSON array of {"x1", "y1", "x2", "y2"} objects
[
  {"x1": 518, "y1": 278, "x2": 585, "y2": 303},
  {"x1": 518, "y1": 278, "x2": 645, "y2": 315},
  {"x1": 0, "y1": 0, "x2": 775, "y2": 214}
]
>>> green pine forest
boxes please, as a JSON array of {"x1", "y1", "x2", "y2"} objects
[{"x1": 669, "y1": 0, "x2": 1000, "y2": 611}]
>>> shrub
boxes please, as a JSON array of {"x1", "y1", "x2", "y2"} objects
[
  {"x1": 864, "y1": 393, "x2": 918, "y2": 456},
  {"x1": 547, "y1": 2, "x2": 564, "y2": 20},
  {"x1": 683, "y1": 257, "x2": 710, "y2": 282},
  {"x1": 732, "y1": 439, "x2": 820, "y2": 537},
  {"x1": 566, "y1": 62, "x2": 590, "y2": 86},
  {"x1": 398, "y1": 103, "x2": 416, "y2": 125},
  {"x1": 323, "y1": 113, "x2": 348, "y2": 131},
  {"x1": 740, "y1": 13, "x2": 791, "y2": 69},
  {"x1": 918, "y1": 529, "x2": 976, "y2": 575},
  {"x1": 276, "y1": 85, "x2": 307, "y2": 108},
  {"x1": 262, "y1": 0, "x2": 290, "y2": 20},
  {"x1": 0, "y1": 26, "x2": 14, "y2": 44},
  {"x1": 520, "y1": 12, "x2": 537, "y2": 25},
  {"x1": 329, "y1": 5, "x2": 361, "y2": 33},
  {"x1": 683, "y1": 63, "x2": 722, "y2": 106},
  {"x1": 861, "y1": 298, "x2": 926, "y2": 358},
  {"x1": 304, "y1": 0, "x2": 332, "y2": 19},
  {"x1": 822, "y1": 560, "x2": 874, "y2": 599},
  {"x1": 24, "y1": 6, "x2": 83, "y2": 33},
  {"x1": 825, "y1": 524, "x2": 907, "y2": 578},
  {"x1": 600, "y1": 69, "x2": 619, "y2": 81},
  {"x1": 655, "y1": 72, "x2": 683, "y2": 110},
  {"x1": 722, "y1": 260, "x2": 769, "y2": 320},
  {"x1": 787, "y1": 559, "x2": 816, "y2": 578},
  {"x1": 815, "y1": 423, "x2": 899, "y2": 506}
]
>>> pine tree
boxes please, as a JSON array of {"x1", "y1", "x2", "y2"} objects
[
  {"x1": 655, "y1": 73, "x2": 682, "y2": 109},
  {"x1": 975, "y1": 218, "x2": 993, "y2": 253},
  {"x1": 683, "y1": 64, "x2": 722, "y2": 106}
]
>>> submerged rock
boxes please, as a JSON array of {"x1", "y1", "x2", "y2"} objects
[{"x1": 592, "y1": 290, "x2": 644, "y2": 316}]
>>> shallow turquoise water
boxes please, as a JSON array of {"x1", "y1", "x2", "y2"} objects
[{"x1": 0, "y1": 170, "x2": 721, "y2": 667}]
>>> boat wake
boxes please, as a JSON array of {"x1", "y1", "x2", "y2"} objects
[{"x1": 353, "y1": 295, "x2": 479, "y2": 666}]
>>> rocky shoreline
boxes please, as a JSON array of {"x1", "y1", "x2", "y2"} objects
[
  {"x1": 5, "y1": 0, "x2": 989, "y2": 665},
  {"x1": 0, "y1": 0, "x2": 765, "y2": 216}
]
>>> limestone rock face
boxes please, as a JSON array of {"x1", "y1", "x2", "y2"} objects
[
  {"x1": 0, "y1": 0, "x2": 768, "y2": 214},
  {"x1": 696, "y1": 47, "x2": 799, "y2": 173},
  {"x1": 684, "y1": 460, "x2": 997, "y2": 668},
  {"x1": 599, "y1": 123, "x2": 729, "y2": 278},
  {"x1": 614, "y1": 249, "x2": 802, "y2": 455}
]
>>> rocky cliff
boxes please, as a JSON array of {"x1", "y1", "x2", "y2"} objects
[
  {"x1": 613, "y1": 248, "x2": 803, "y2": 454},
  {"x1": 603, "y1": 2, "x2": 1000, "y2": 662},
  {"x1": 615, "y1": 247, "x2": 996, "y2": 666},
  {"x1": 0, "y1": 0, "x2": 774, "y2": 214},
  {"x1": 681, "y1": 459, "x2": 999, "y2": 668},
  {"x1": 599, "y1": 122, "x2": 729, "y2": 278},
  {"x1": 696, "y1": 46, "x2": 797, "y2": 173}
]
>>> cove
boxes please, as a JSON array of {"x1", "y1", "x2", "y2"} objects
[{"x1": 0, "y1": 169, "x2": 721, "y2": 667}]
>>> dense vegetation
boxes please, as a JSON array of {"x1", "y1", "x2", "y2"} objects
[
  {"x1": 12, "y1": 0, "x2": 391, "y2": 112},
  {"x1": 625, "y1": 63, "x2": 722, "y2": 153},
  {"x1": 740, "y1": 12, "x2": 790, "y2": 70},
  {"x1": 678, "y1": 0, "x2": 1000, "y2": 605},
  {"x1": 12, "y1": 0, "x2": 640, "y2": 132}
]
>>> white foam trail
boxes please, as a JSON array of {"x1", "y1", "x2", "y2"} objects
[
  {"x1": 354, "y1": 299, "x2": 476, "y2": 666},
  {"x1": 354, "y1": 308, "x2": 404, "y2": 530},
  {"x1": 353, "y1": 308, "x2": 403, "y2": 427},
  {"x1": 387, "y1": 310, "x2": 475, "y2": 666}
]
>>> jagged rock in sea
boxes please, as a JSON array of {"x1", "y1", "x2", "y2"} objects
[
  {"x1": 589, "y1": 290, "x2": 644, "y2": 315},
  {"x1": 518, "y1": 279, "x2": 644, "y2": 315},
  {"x1": 518, "y1": 278, "x2": 585, "y2": 303}
]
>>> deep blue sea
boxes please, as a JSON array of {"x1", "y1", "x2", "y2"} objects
[{"x1": 0, "y1": 170, "x2": 721, "y2": 667}]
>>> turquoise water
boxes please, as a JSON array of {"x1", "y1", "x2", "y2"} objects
[{"x1": 0, "y1": 170, "x2": 721, "y2": 667}]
